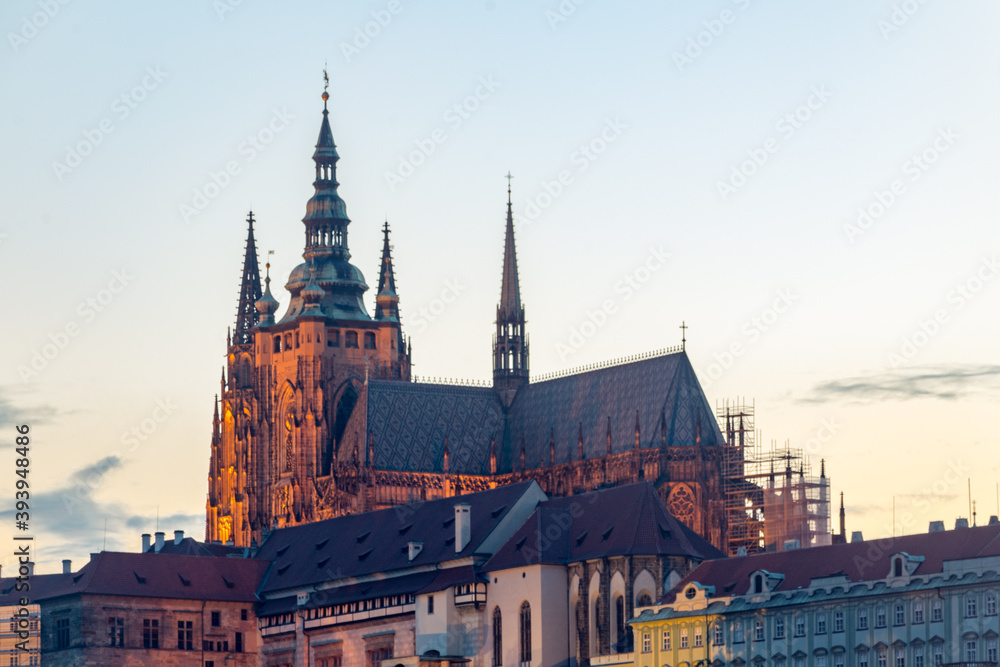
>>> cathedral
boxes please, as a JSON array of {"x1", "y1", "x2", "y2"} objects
[{"x1": 206, "y1": 87, "x2": 730, "y2": 553}]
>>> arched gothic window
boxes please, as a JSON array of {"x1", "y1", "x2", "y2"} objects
[{"x1": 519, "y1": 601, "x2": 531, "y2": 663}]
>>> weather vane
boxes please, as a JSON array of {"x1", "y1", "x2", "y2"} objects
[
  {"x1": 266, "y1": 249, "x2": 274, "y2": 279},
  {"x1": 323, "y1": 64, "x2": 329, "y2": 93}
]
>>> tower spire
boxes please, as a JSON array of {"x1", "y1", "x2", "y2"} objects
[
  {"x1": 234, "y1": 211, "x2": 263, "y2": 345},
  {"x1": 493, "y1": 172, "x2": 529, "y2": 406},
  {"x1": 375, "y1": 220, "x2": 399, "y2": 321}
]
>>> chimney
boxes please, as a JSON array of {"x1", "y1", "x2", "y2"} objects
[
  {"x1": 929, "y1": 520, "x2": 945, "y2": 533},
  {"x1": 408, "y1": 541, "x2": 424, "y2": 562},
  {"x1": 956, "y1": 518, "x2": 970, "y2": 529},
  {"x1": 851, "y1": 531, "x2": 864, "y2": 543},
  {"x1": 454, "y1": 503, "x2": 471, "y2": 553},
  {"x1": 174, "y1": 530, "x2": 184, "y2": 546},
  {"x1": 141, "y1": 533, "x2": 151, "y2": 552},
  {"x1": 154, "y1": 531, "x2": 165, "y2": 552},
  {"x1": 62, "y1": 560, "x2": 72, "y2": 574},
  {"x1": 990, "y1": 516, "x2": 999, "y2": 526}
]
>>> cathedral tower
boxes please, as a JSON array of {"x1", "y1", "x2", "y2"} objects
[{"x1": 493, "y1": 177, "x2": 529, "y2": 407}]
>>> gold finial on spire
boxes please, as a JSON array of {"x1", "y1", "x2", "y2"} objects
[
  {"x1": 505, "y1": 170, "x2": 513, "y2": 204},
  {"x1": 266, "y1": 250, "x2": 274, "y2": 280}
]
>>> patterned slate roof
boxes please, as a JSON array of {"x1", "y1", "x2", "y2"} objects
[
  {"x1": 366, "y1": 380, "x2": 504, "y2": 474},
  {"x1": 483, "y1": 482, "x2": 723, "y2": 571},
  {"x1": 503, "y1": 351, "x2": 723, "y2": 472},
  {"x1": 363, "y1": 350, "x2": 720, "y2": 475}
]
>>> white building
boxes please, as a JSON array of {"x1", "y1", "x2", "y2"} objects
[{"x1": 632, "y1": 520, "x2": 1000, "y2": 667}]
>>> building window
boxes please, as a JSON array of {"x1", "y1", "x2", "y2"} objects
[
  {"x1": 775, "y1": 616, "x2": 785, "y2": 639},
  {"x1": 894, "y1": 603, "x2": 905, "y2": 626},
  {"x1": 895, "y1": 648, "x2": 905, "y2": 667},
  {"x1": 143, "y1": 619, "x2": 159, "y2": 649},
  {"x1": 211, "y1": 611, "x2": 221, "y2": 627},
  {"x1": 966, "y1": 595, "x2": 978, "y2": 618},
  {"x1": 329, "y1": 330, "x2": 340, "y2": 347},
  {"x1": 913, "y1": 602, "x2": 924, "y2": 623},
  {"x1": 754, "y1": 619, "x2": 764, "y2": 641},
  {"x1": 754, "y1": 573, "x2": 763, "y2": 593},
  {"x1": 613, "y1": 595, "x2": 625, "y2": 651},
  {"x1": 834, "y1": 610, "x2": 844, "y2": 632},
  {"x1": 241, "y1": 609, "x2": 248, "y2": 621},
  {"x1": 368, "y1": 646, "x2": 392, "y2": 667},
  {"x1": 641, "y1": 632, "x2": 651, "y2": 653},
  {"x1": 663, "y1": 629, "x2": 672, "y2": 650},
  {"x1": 877, "y1": 648, "x2": 887, "y2": 667},
  {"x1": 493, "y1": 607, "x2": 502, "y2": 666},
  {"x1": 712, "y1": 624, "x2": 722, "y2": 646},
  {"x1": 733, "y1": 621, "x2": 744, "y2": 644},
  {"x1": 108, "y1": 617, "x2": 124, "y2": 647},
  {"x1": 795, "y1": 658, "x2": 805, "y2": 667},
  {"x1": 966, "y1": 640, "x2": 977, "y2": 662},
  {"x1": 177, "y1": 621, "x2": 193, "y2": 650},
  {"x1": 914, "y1": 646, "x2": 924, "y2": 667},
  {"x1": 519, "y1": 601, "x2": 531, "y2": 664},
  {"x1": 364, "y1": 332, "x2": 376, "y2": 349},
  {"x1": 816, "y1": 612, "x2": 827, "y2": 634},
  {"x1": 319, "y1": 658, "x2": 343, "y2": 667},
  {"x1": 931, "y1": 600, "x2": 942, "y2": 622},
  {"x1": 294, "y1": 332, "x2": 300, "y2": 349},
  {"x1": 680, "y1": 628, "x2": 688, "y2": 649},
  {"x1": 932, "y1": 644, "x2": 942, "y2": 665},
  {"x1": 835, "y1": 654, "x2": 845, "y2": 667},
  {"x1": 858, "y1": 608, "x2": 869, "y2": 629},
  {"x1": 894, "y1": 557, "x2": 903, "y2": 577},
  {"x1": 858, "y1": 649, "x2": 870, "y2": 667},
  {"x1": 988, "y1": 639, "x2": 997, "y2": 662},
  {"x1": 694, "y1": 627, "x2": 703, "y2": 647},
  {"x1": 56, "y1": 617, "x2": 70, "y2": 649},
  {"x1": 794, "y1": 615, "x2": 804, "y2": 637},
  {"x1": 775, "y1": 660, "x2": 786, "y2": 667},
  {"x1": 235, "y1": 631, "x2": 243, "y2": 653},
  {"x1": 875, "y1": 606, "x2": 886, "y2": 628},
  {"x1": 987, "y1": 594, "x2": 998, "y2": 616},
  {"x1": 346, "y1": 331, "x2": 359, "y2": 348},
  {"x1": 428, "y1": 596, "x2": 434, "y2": 615},
  {"x1": 817, "y1": 657, "x2": 827, "y2": 667}
]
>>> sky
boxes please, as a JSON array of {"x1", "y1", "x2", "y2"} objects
[{"x1": 1, "y1": 0, "x2": 998, "y2": 573}]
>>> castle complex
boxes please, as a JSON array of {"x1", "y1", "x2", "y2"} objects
[{"x1": 206, "y1": 88, "x2": 731, "y2": 552}]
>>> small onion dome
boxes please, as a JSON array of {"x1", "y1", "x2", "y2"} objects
[
  {"x1": 256, "y1": 274, "x2": 280, "y2": 324},
  {"x1": 300, "y1": 266, "x2": 325, "y2": 311}
]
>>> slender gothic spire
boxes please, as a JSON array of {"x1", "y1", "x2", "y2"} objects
[
  {"x1": 302, "y1": 83, "x2": 351, "y2": 261},
  {"x1": 375, "y1": 220, "x2": 399, "y2": 321},
  {"x1": 493, "y1": 173, "x2": 529, "y2": 406},
  {"x1": 498, "y1": 173, "x2": 521, "y2": 321},
  {"x1": 234, "y1": 211, "x2": 262, "y2": 345}
]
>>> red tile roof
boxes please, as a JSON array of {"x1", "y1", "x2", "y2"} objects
[
  {"x1": 667, "y1": 523, "x2": 1000, "y2": 603},
  {"x1": 0, "y1": 552, "x2": 268, "y2": 604}
]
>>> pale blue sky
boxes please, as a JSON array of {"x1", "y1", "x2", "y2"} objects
[{"x1": 1, "y1": 1, "x2": 998, "y2": 571}]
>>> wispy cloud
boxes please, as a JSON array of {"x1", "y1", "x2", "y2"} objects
[
  {"x1": 0, "y1": 386, "x2": 58, "y2": 433},
  {"x1": 802, "y1": 364, "x2": 1000, "y2": 404}
]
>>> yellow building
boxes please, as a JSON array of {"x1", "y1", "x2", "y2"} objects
[{"x1": 631, "y1": 583, "x2": 720, "y2": 667}]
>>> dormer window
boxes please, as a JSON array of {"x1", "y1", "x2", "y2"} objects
[
  {"x1": 754, "y1": 574, "x2": 763, "y2": 594},
  {"x1": 894, "y1": 557, "x2": 902, "y2": 578}
]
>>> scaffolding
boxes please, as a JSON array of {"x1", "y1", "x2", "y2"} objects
[{"x1": 718, "y1": 400, "x2": 832, "y2": 555}]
